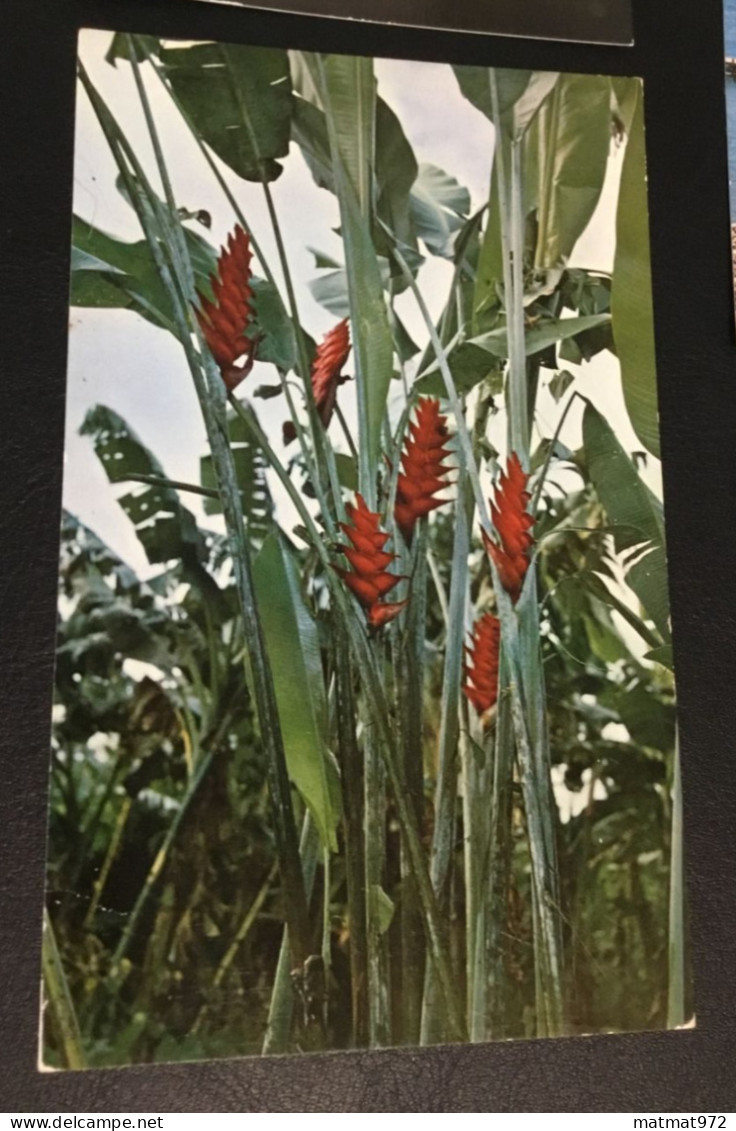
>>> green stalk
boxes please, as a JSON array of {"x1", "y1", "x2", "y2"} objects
[
  {"x1": 420, "y1": 483, "x2": 469, "y2": 1045},
  {"x1": 486, "y1": 71, "x2": 565, "y2": 1036},
  {"x1": 508, "y1": 139, "x2": 530, "y2": 460},
  {"x1": 82, "y1": 796, "x2": 132, "y2": 931},
  {"x1": 263, "y1": 814, "x2": 322, "y2": 1054},
  {"x1": 121, "y1": 472, "x2": 221, "y2": 500},
  {"x1": 334, "y1": 628, "x2": 369, "y2": 1046},
  {"x1": 42, "y1": 909, "x2": 87, "y2": 1070},
  {"x1": 483, "y1": 649, "x2": 515, "y2": 1038},
  {"x1": 460, "y1": 712, "x2": 486, "y2": 1039},
  {"x1": 111, "y1": 748, "x2": 216, "y2": 966},
  {"x1": 80, "y1": 62, "x2": 311, "y2": 972},
  {"x1": 667, "y1": 733, "x2": 685, "y2": 1028},
  {"x1": 398, "y1": 529, "x2": 429, "y2": 1045},
  {"x1": 322, "y1": 846, "x2": 332, "y2": 977},
  {"x1": 363, "y1": 713, "x2": 391, "y2": 1046}
]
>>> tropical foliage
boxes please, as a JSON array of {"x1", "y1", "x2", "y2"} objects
[{"x1": 43, "y1": 35, "x2": 686, "y2": 1068}]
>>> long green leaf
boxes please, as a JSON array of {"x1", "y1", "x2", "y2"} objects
[
  {"x1": 582, "y1": 401, "x2": 664, "y2": 550},
  {"x1": 611, "y1": 80, "x2": 660, "y2": 457},
  {"x1": 160, "y1": 42, "x2": 292, "y2": 182},
  {"x1": 253, "y1": 532, "x2": 340, "y2": 851},
  {"x1": 533, "y1": 74, "x2": 612, "y2": 269},
  {"x1": 304, "y1": 52, "x2": 393, "y2": 500},
  {"x1": 319, "y1": 54, "x2": 375, "y2": 216}
]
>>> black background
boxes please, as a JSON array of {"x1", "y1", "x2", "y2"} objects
[
  {"x1": 2, "y1": 0, "x2": 735, "y2": 1112},
  {"x1": 210, "y1": 0, "x2": 633, "y2": 46}
]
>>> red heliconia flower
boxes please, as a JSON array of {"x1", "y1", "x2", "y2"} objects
[
  {"x1": 482, "y1": 452, "x2": 535, "y2": 604},
  {"x1": 195, "y1": 225, "x2": 258, "y2": 392},
  {"x1": 394, "y1": 398, "x2": 453, "y2": 542},
  {"x1": 283, "y1": 318, "x2": 351, "y2": 444},
  {"x1": 334, "y1": 494, "x2": 407, "y2": 627},
  {"x1": 463, "y1": 613, "x2": 501, "y2": 716}
]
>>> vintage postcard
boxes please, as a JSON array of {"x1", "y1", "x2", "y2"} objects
[
  {"x1": 43, "y1": 30, "x2": 684, "y2": 1068},
  {"x1": 183, "y1": 0, "x2": 633, "y2": 45}
]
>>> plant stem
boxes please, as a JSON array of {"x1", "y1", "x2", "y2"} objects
[
  {"x1": 398, "y1": 528, "x2": 428, "y2": 1045},
  {"x1": 82, "y1": 796, "x2": 132, "y2": 931},
  {"x1": 122, "y1": 472, "x2": 220, "y2": 500},
  {"x1": 484, "y1": 649, "x2": 515, "y2": 1038},
  {"x1": 263, "y1": 814, "x2": 321, "y2": 1054},
  {"x1": 420, "y1": 485, "x2": 468, "y2": 1045},
  {"x1": 42, "y1": 910, "x2": 86, "y2": 1070}
]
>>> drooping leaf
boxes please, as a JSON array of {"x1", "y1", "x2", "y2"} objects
[
  {"x1": 252, "y1": 532, "x2": 340, "y2": 850},
  {"x1": 200, "y1": 409, "x2": 273, "y2": 544},
  {"x1": 611, "y1": 80, "x2": 660, "y2": 458},
  {"x1": 374, "y1": 97, "x2": 419, "y2": 253},
  {"x1": 160, "y1": 42, "x2": 293, "y2": 182},
  {"x1": 105, "y1": 33, "x2": 160, "y2": 67},
  {"x1": 582, "y1": 402, "x2": 663, "y2": 552},
  {"x1": 453, "y1": 66, "x2": 532, "y2": 128},
  {"x1": 80, "y1": 404, "x2": 206, "y2": 569},
  {"x1": 582, "y1": 401, "x2": 670, "y2": 642},
  {"x1": 409, "y1": 163, "x2": 470, "y2": 258},
  {"x1": 70, "y1": 214, "x2": 217, "y2": 335},
  {"x1": 291, "y1": 96, "x2": 335, "y2": 193},
  {"x1": 415, "y1": 313, "x2": 611, "y2": 396},
  {"x1": 577, "y1": 570, "x2": 663, "y2": 653},
  {"x1": 251, "y1": 277, "x2": 315, "y2": 373},
  {"x1": 533, "y1": 74, "x2": 613, "y2": 269},
  {"x1": 549, "y1": 370, "x2": 575, "y2": 402}
]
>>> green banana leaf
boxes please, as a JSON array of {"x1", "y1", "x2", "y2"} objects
[{"x1": 253, "y1": 532, "x2": 340, "y2": 851}]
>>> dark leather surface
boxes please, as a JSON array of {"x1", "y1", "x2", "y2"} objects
[{"x1": 1, "y1": 0, "x2": 735, "y2": 1111}]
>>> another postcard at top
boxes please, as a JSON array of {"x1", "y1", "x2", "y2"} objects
[{"x1": 190, "y1": 0, "x2": 633, "y2": 46}]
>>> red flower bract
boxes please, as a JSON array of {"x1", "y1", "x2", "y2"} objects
[
  {"x1": 482, "y1": 452, "x2": 535, "y2": 604},
  {"x1": 334, "y1": 494, "x2": 407, "y2": 628},
  {"x1": 463, "y1": 613, "x2": 501, "y2": 716},
  {"x1": 394, "y1": 398, "x2": 453, "y2": 542},
  {"x1": 284, "y1": 319, "x2": 351, "y2": 444},
  {"x1": 195, "y1": 225, "x2": 258, "y2": 392}
]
